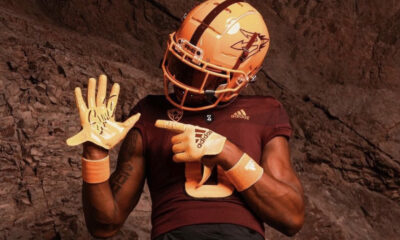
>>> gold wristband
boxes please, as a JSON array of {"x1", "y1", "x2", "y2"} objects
[
  {"x1": 225, "y1": 153, "x2": 264, "y2": 192},
  {"x1": 81, "y1": 155, "x2": 110, "y2": 183}
]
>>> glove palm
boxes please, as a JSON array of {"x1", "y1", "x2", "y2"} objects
[{"x1": 67, "y1": 75, "x2": 140, "y2": 150}]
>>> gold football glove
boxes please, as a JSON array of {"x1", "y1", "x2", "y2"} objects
[
  {"x1": 155, "y1": 120, "x2": 226, "y2": 186},
  {"x1": 66, "y1": 75, "x2": 140, "y2": 150}
]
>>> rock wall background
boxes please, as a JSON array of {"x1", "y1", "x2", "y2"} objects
[{"x1": 0, "y1": 0, "x2": 399, "y2": 239}]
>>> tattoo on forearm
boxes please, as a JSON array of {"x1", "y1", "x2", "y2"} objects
[
  {"x1": 110, "y1": 163, "x2": 133, "y2": 193},
  {"x1": 110, "y1": 130, "x2": 138, "y2": 194}
]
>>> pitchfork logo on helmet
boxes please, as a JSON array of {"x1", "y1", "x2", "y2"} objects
[
  {"x1": 231, "y1": 29, "x2": 269, "y2": 62},
  {"x1": 162, "y1": 0, "x2": 270, "y2": 111}
]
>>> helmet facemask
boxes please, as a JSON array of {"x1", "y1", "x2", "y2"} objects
[{"x1": 162, "y1": 33, "x2": 249, "y2": 111}]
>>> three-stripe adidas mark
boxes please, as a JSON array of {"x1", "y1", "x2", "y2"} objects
[
  {"x1": 231, "y1": 109, "x2": 250, "y2": 120},
  {"x1": 195, "y1": 128, "x2": 212, "y2": 148}
]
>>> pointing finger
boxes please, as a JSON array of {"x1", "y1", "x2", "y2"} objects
[{"x1": 155, "y1": 120, "x2": 186, "y2": 133}]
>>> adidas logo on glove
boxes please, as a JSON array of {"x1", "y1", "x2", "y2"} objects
[{"x1": 195, "y1": 128, "x2": 213, "y2": 148}]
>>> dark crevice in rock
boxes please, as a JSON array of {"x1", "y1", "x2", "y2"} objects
[
  {"x1": 26, "y1": 189, "x2": 32, "y2": 204},
  {"x1": 57, "y1": 65, "x2": 66, "y2": 77},
  {"x1": 40, "y1": 178, "x2": 58, "y2": 237},
  {"x1": 145, "y1": 0, "x2": 181, "y2": 22},
  {"x1": 14, "y1": 129, "x2": 24, "y2": 179},
  {"x1": 6, "y1": 61, "x2": 17, "y2": 71},
  {"x1": 308, "y1": 98, "x2": 396, "y2": 162},
  {"x1": 29, "y1": 76, "x2": 39, "y2": 84},
  {"x1": 260, "y1": 69, "x2": 286, "y2": 91}
]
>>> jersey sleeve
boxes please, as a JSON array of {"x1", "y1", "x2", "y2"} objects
[{"x1": 261, "y1": 100, "x2": 292, "y2": 146}]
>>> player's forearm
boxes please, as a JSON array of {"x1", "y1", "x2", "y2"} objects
[
  {"x1": 241, "y1": 175, "x2": 304, "y2": 236},
  {"x1": 81, "y1": 144, "x2": 121, "y2": 236},
  {"x1": 216, "y1": 141, "x2": 304, "y2": 236},
  {"x1": 82, "y1": 181, "x2": 121, "y2": 237}
]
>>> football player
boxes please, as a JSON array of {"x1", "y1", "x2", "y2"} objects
[{"x1": 67, "y1": 0, "x2": 305, "y2": 239}]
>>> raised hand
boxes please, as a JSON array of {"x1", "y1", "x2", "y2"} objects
[
  {"x1": 67, "y1": 75, "x2": 140, "y2": 150},
  {"x1": 155, "y1": 120, "x2": 226, "y2": 186}
]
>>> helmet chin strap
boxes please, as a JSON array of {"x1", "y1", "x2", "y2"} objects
[
  {"x1": 205, "y1": 81, "x2": 227, "y2": 104},
  {"x1": 205, "y1": 90, "x2": 216, "y2": 104},
  {"x1": 205, "y1": 86, "x2": 238, "y2": 110},
  {"x1": 171, "y1": 82, "x2": 238, "y2": 110}
]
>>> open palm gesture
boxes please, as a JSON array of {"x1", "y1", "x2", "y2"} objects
[{"x1": 66, "y1": 75, "x2": 140, "y2": 150}]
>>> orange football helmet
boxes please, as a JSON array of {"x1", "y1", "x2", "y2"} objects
[{"x1": 161, "y1": 0, "x2": 270, "y2": 111}]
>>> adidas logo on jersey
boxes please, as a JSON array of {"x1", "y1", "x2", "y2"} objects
[
  {"x1": 194, "y1": 129, "x2": 213, "y2": 148},
  {"x1": 231, "y1": 109, "x2": 250, "y2": 120}
]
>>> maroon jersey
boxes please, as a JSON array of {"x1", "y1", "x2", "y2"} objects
[{"x1": 130, "y1": 95, "x2": 292, "y2": 239}]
